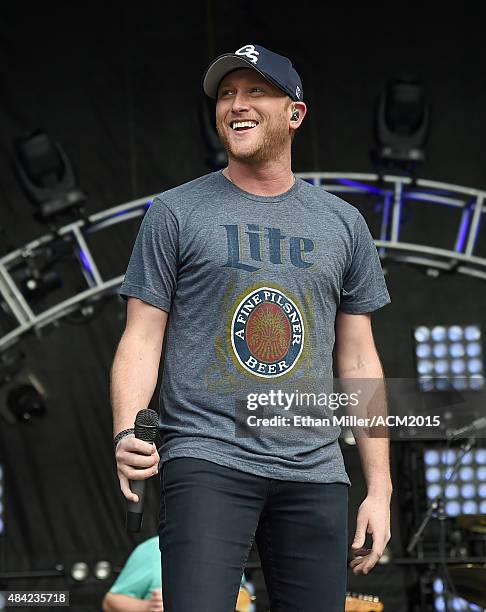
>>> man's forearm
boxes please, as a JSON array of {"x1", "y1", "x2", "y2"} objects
[
  {"x1": 354, "y1": 436, "x2": 392, "y2": 496},
  {"x1": 110, "y1": 330, "x2": 162, "y2": 436},
  {"x1": 336, "y1": 349, "x2": 392, "y2": 496},
  {"x1": 103, "y1": 592, "x2": 149, "y2": 612}
]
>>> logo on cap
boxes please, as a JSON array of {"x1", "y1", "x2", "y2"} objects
[
  {"x1": 235, "y1": 44, "x2": 259, "y2": 64},
  {"x1": 295, "y1": 85, "x2": 301, "y2": 100}
]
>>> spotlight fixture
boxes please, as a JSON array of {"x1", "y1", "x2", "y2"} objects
[
  {"x1": 414, "y1": 325, "x2": 484, "y2": 392},
  {"x1": 70, "y1": 562, "x2": 89, "y2": 582},
  {"x1": 424, "y1": 447, "x2": 486, "y2": 518},
  {"x1": 94, "y1": 561, "x2": 112, "y2": 580},
  {"x1": 373, "y1": 76, "x2": 429, "y2": 172},
  {"x1": 14, "y1": 263, "x2": 62, "y2": 302},
  {"x1": 13, "y1": 129, "x2": 86, "y2": 222},
  {"x1": 7, "y1": 378, "x2": 46, "y2": 422}
]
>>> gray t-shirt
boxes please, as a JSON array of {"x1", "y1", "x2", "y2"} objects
[{"x1": 119, "y1": 170, "x2": 391, "y2": 484}]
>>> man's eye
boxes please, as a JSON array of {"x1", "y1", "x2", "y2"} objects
[
  {"x1": 220, "y1": 90, "x2": 234, "y2": 97},
  {"x1": 250, "y1": 87, "x2": 263, "y2": 93}
]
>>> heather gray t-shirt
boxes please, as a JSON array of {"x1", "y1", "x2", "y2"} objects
[{"x1": 119, "y1": 170, "x2": 391, "y2": 484}]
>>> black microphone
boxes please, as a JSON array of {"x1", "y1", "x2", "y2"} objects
[
  {"x1": 126, "y1": 408, "x2": 159, "y2": 532},
  {"x1": 446, "y1": 416, "x2": 486, "y2": 440}
]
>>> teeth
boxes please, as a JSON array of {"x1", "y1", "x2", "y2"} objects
[{"x1": 231, "y1": 121, "x2": 258, "y2": 130}]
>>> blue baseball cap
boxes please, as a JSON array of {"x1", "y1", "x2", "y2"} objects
[{"x1": 203, "y1": 44, "x2": 303, "y2": 102}]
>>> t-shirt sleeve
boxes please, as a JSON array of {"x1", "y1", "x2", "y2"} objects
[
  {"x1": 118, "y1": 197, "x2": 178, "y2": 312},
  {"x1": 339, "y1": 212, "x2": 391, "y2": 314},
  {"x1": 109, "y1": 540, "x2": 158, "y2": 599}
]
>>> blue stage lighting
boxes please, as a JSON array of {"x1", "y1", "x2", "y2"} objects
[
  {"x1": 414, "y1": 324, "x2": 484, "y2": 391},
  {"x1": 445, "y1": 500, "x2": 461, "y2": 516},
  {"x1": 424, "y1": 446, "x2": 486, "y2": 517},
  {"x1": 426, "y1": 467, "x2": 441, "y2": 482},
  {"x1": 444, "y1": 483, "x2": 459, "y2": 498},
  {"x1": 417, "y1": 343, "x2": 431, "y2": 358},
  {"x1": 450, "y1": 343, "x2": 465, "y2": 357},
  {"x1": 434, "y1": 578, "x2": 482, "y2": 611},
  {"x1": 433, "y1": 344, "x2": 448, "y2": 358},
  {"x1": 425, "y1": 450, "x2": 440, "y2": 466},
  {"x1": 462, "y1": 500, "x2": 478, "y2": 514}
]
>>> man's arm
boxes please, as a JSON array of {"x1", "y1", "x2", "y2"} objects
[
  {"x1": 111, "y1": 297, "x2": 168, "y2": 501},
  {"x1": 102, "y1": 592, "x2": 150, "y2": 612},
  {"x1": 334, "y1": 311, "x2": 392, "y2": 575}
]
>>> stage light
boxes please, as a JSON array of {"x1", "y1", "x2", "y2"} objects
[
  {"x1": 7, "y1": 383, "x2": 46, "y2": 422},
  {"x1": 414, "y1": 324, "x2": 484, "y2": 391},
  {"x1": 426, "y1": 467, "x2": 441, "y2": 482},
  {"x1": 423, "y1": 446, "x2": 486, "y2": 518},
  {"x1": 424, "y1": 450, "x2": 440, "y2": 466},
  {"x1": 462, "y1": 500, "x2": 478, "y2": 514},
  {"x1": 373, "y1": 76, "x2": 429, "y2": 172},
  {"x1": 417, "y1": 343, "x2": 431, "y2": 358},
  {"x1": 444, "y1": 483, "x2": 459, "y2": 499},
  {"x1": 94, "y1": 561, "x2": 112, "y2": 580},
  {"x1": 445, "y1": 500, "x2": 461, "y2": 516},
  {"x1": 13, "y1": 129, "x2": 86, "y2": 222},
  {"x1": 433, "y1": 578, "x2": 482, "y2": 611},
  {"x1": 427, "y1": 484, "x2": 442, "y2": 499},
  {"x1": 14, "y1": 263, "x2": 62, "y2": 302},
  {"x1": 459, "y1": 467, "x2": 474, "y2": 481},
  {"x1": 71, "y1": 562, "x2": 89, "y2": 582}
]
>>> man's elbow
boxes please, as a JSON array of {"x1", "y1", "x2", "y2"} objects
[{"x1": 102, "y1": 593, "x2": 114, "y2": 612}]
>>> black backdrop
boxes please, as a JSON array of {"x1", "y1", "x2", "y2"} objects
[{"x1": 1, "y1": 4, "x2": 486, "y2": 610}]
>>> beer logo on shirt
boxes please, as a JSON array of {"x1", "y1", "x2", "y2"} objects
[{"x1": 229, "y1": 285, "x2": 305, "y2": 378}]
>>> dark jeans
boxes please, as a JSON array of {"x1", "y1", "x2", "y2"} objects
[{"x1": 159, "y1": 457, "x2": 348, "y2": 612}]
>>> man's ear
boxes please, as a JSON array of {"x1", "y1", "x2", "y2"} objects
[{"x1": 289, "y1": 102, "x2": 307, "y2": 128}]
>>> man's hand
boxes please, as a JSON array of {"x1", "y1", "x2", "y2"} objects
[
  {"x1": 349, "y1": 493, "x2": 391, "y2": 575},
  {"x1": 115, "y1": 435, "x2": 160, "y2": 502},
  {"x1": 147, "y1": 589, "x2": 163, "y2": 612}
]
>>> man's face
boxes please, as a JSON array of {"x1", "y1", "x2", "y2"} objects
[{"x1": 215, "y1": 68, "x2": 292, "y2": 164}]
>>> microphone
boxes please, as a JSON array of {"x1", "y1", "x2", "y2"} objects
[
  {"x1": 446, "y1": 416, "x2": 486, "y2": 440},
  {"x1": 126, "y1": 408, "x2": 159, "y2": 532}
]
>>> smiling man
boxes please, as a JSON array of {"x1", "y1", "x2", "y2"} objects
[{"x1": 112, "y1": 43, "x2": 392, "y2": 611}]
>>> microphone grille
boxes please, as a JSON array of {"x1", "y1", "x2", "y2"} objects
[{"x1": 134, "y1": 409, "x2": 159, "y2": 442}]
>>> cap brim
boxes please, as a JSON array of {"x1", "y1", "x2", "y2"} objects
[{"x1": 203, "y1": 54, "x2": 267, "y2": 98}]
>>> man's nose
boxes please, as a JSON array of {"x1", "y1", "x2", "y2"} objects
[{"x1": 231, "y1": 92, "x2": 250, "y2": 113}]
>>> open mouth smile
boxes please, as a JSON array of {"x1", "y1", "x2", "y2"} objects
[{"x1": 230, "y1": 120, "x2": 259, "y2": 132}]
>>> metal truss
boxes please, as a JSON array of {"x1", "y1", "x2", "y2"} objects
[
  {"x1": 299, "y1": 172, "x2": 486, "y2": 280},
  {"x1": 0, "y1": 173, "x2": 484, "y2": 351}
]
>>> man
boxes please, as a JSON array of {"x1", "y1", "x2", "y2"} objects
[
  {"x1": 102, "y1": 537, "x2": 249, "y2": 612},
  {"x1": 102, "y1": 537, "x2": 164, "y2": 612},
  {"x1": 103, "y1": 536, "x2": 249, "y2": 612},
  {"x1": 112, "y1": 43, "x2": 392, "y2": 611}
]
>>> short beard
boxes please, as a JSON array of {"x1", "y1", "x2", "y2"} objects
[{"x1": 216, "y1": 116, "x2": 289, "y2": 164}]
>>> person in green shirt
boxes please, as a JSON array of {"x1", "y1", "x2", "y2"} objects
[
  {"x1": 102, "y1": 537, "x2": 163, "y2": 612},
  {"x1": 102, "y1": 536, "x2": 248, "y2": 612}
]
